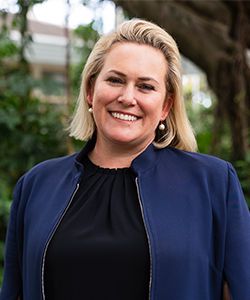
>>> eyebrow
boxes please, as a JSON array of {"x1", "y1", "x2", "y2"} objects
[{"x1": 107, "y1": 69, "x2": 160, "y2": 84}]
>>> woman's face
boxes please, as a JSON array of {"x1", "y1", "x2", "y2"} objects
[{"x1": 87, "y1": 42, "x2": 172, "y2": 150}]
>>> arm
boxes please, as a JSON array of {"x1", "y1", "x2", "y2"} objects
[
  {"x1": 0, "y1": 179, "x2": 24, "y2": 300},
  {"x1": 223, "y1": 163, "x2": 250, "y2": 300}
]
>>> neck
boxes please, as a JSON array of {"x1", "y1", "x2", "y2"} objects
[{"x1": 88, "y1": 137, "x2": 152, "y2": 169}]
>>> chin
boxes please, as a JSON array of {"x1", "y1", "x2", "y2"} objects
[
  {"x1": 110, "y1": 135, "x2": 137, "y2": 144},
  {"x1": 109, "y1": 134, "x2": 152, "y2": 148},
  {"x1": 105, "y1": 129, "x2": 137, "y2": 142}
]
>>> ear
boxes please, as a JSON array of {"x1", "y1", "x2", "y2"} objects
[
  {"x1": 86, "y1": 81, "x2": 94, "y2": 105},
  {"x1": 86, "y1": 88, "x2": 93, "y2": 106},
  {"x1": 86, "y1": 93, "x2": 92, "y2": 106},
  {"x1": 161, "y1": 95, "x2": 173, "y2": 120}
]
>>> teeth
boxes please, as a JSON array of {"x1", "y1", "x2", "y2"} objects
[{"x1": 111, "y1": 112, "x2": 138, "y2": 121}]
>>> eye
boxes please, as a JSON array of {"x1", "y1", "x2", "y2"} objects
[
  {"x1": 138, "y1": 83, "x2": 155, "y2": 91},
  {"x1": 106, "y1": 76, "x2": 124, "y2": 85}
]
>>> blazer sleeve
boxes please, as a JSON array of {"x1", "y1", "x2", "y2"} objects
[
  {"x1": 223, "y1": 162, "x2": 250, "y2": 300},
  {"x1": 0, "y1": 178, "x2": 24, "y2": 300}
]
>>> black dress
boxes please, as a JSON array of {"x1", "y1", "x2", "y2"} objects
[{"x1": 44, "y1": 155, "x2": 150, "y2": 299}]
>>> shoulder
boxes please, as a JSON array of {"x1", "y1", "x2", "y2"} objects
[
  {"x1": 16, "y1": 152, "x2": 79, "y2": 193},
  {"x1": 26, "y1": 152, "x2": 78, "y2": 177},
  {"x1": 159, "y1": 147, "x2": 228, "y2": 167},
  {"x1": 164, "y1": 147, "x2": 227, "y2": 166},
  {"x1": 10, "y1": 152, "x2": 82, "y2": 223},
  {"x1": 157, "y1": 147, "x2": 231, "y2": 180},
  {"x1": 154, "y1": 148, "x2": 243, "y2": 208}
]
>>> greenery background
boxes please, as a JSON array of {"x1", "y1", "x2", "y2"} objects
[{"x1": 0, "y1": 0, "x2": 249, "y2": 286}]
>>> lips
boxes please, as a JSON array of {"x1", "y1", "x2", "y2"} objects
[{"x1": 111, "y1": 112, "x2": 139, "y2": 121}]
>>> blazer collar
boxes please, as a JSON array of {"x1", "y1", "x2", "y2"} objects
[{"x1": 75, "y1": 137, "x2": 160, "y2": 176}]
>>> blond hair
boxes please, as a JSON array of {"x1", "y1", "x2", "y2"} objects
[{"x1": 69, "y1": 19, "x2": 197, "y2": 151}]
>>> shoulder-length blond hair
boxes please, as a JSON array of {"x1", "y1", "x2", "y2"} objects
[{"x1": 69, "y1": 19, "x2": 197, "y2": 151}]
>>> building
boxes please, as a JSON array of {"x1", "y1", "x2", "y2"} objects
[{"x1": 2, "y1": 14, "x2": 81, "y2": 104}]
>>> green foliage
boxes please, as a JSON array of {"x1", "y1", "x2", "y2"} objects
[
  {"x1": 0, "y1": 179, "x2": 12, "y2": 286},
  {"x1": 0, "y1": 96, "x2": 67, "y2": 183},
  {"x1": 38, "y1": 75, "x2": 66, "y2": 96},
  {"x1": 71, "y1": 21, "x2": 99, "y2": 96},
  {"x1": 184, "y1": 83, "x2": 215, "y2": 154},
  {"x1": 0, "y1": 35, "x2": 18, "y2": 58},
  {"x1": 0, "y1": 241, "x2": 5, "y2": 285},
  {"x1": 0, "y1": 180, "x2": 11, "y2": 224}
]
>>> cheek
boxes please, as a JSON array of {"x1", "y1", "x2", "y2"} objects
[
  {"x1": 141, "y1": 98, "x2": 164, "y2": 119},
  {"x1": 93, "y1": 86, "x2": 119, "y2": 106}
]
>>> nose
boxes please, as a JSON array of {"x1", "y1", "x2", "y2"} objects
[{"x1": 118, "y1": 84, "x2": 137, "y2": 106}]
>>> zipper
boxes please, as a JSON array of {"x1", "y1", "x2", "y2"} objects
[
  {"x1": 135, "y1": 177, "x2": 152, "y2": 300},
  {"x1": 41, "y1": 183, "x2": 80, "y2": 300}
]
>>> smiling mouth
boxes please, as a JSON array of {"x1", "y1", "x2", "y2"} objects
[{"x1": 111, "y1": 112, "x2": 139, "y2": 121}]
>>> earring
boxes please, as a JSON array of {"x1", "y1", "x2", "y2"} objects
[
  {"x1": 159, "y1": 122, "x2": 165, "y2": 131},
  {"x1": 88, "y1": 107, "x2": 93, "y2": 113}
]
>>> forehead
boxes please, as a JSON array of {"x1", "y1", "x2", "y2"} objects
[{"x1": 100, "y1": 42, "x2": 168, "y2": 79}]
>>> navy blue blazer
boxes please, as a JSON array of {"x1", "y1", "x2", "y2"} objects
[{"x1": 1, "y1": 141, "x2": 250, "y2": 300}]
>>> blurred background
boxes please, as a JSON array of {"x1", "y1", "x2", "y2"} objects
[{"x1": 0, "y1": 0, "x2": 249, "y2": 284}]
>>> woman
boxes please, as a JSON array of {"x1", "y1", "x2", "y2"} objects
[{"x1": 1, "y1": 19, "x2": 250, "y2": 300}]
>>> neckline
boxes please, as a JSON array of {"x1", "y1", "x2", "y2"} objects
[
  {"x1": 84, "y1": 155, "x2": 131, "y2": 174},
  {"x1": 75, "y1": 138, "x2": 159, "y2": 176}
]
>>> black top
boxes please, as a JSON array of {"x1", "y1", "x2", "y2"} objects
[{"x1": 44, "y1": 156, "x2": 150, "y2": 299}]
